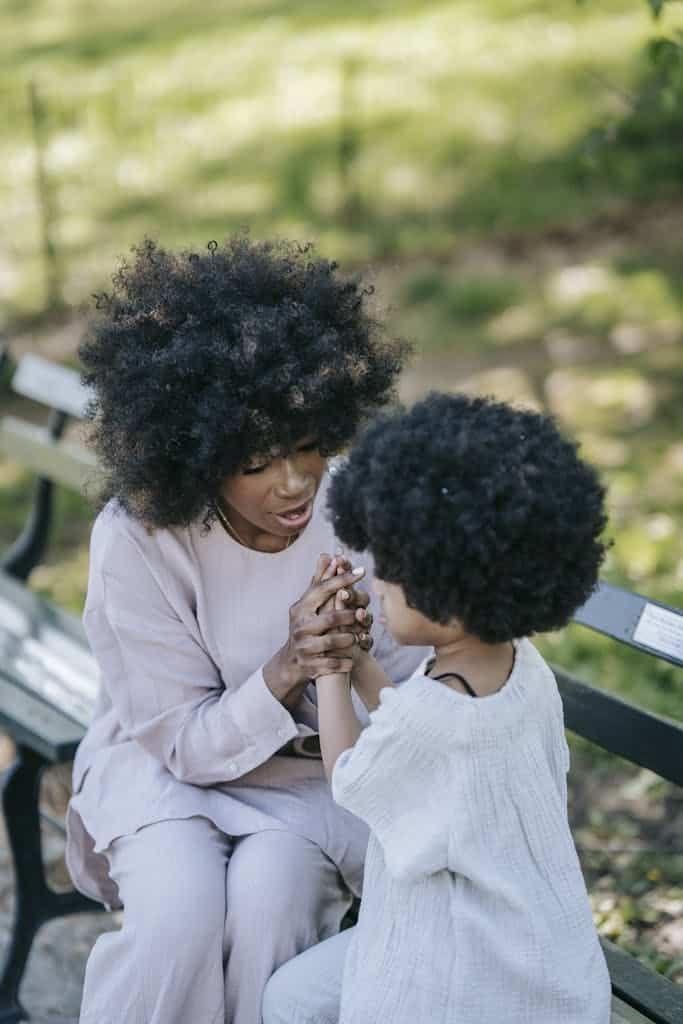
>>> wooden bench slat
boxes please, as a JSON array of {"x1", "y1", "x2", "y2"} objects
[
  {"x1": 0, "y1": 674, "x2": 84, "y2": 762},
  {"x1": 0, "y1": 416, "x2": 97, "y2": 491},
  {"x1": 0, "y1": 572, "x2": 97, "y2": 729},
  {"x1": 602, "y1": 939, "x2": 683, "y2": 1024},
  {"x1": 0, "y1": 570, "x2": 91, "y2": 649},
  {"x1": 12, "y1": 353, "x2": 92, "y2": 418},
  {"x1": 574, "y1": 582, "x2": 683, "y2": 669},
  {"x1": 555, "y1": 668, "x2": 683, "y2": 787}
]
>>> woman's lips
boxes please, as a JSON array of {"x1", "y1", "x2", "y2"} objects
[{"x1": 273, "y1": 499, "x2": 313, "y2": 531}]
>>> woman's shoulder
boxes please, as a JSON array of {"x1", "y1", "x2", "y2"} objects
[
  {"x1": 88, "y1": 501, "x2": 209, "y2": 621},
  {"x1": 92, "y1": 500, "x2": 155, "y2": 559},
  {"x1": 91, "y1": 500, "x2": 196, "y2": 577}
]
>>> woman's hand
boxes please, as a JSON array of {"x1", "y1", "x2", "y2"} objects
[
  {"x1": 263, "y1": 555, "x2": 367, "y2": 708},
  {"x1": 327, "y1": 555, "x2": 374, "y2": 656},
  {"x1": 316, "y1": 562, "x2": 365, "y2": 778}
]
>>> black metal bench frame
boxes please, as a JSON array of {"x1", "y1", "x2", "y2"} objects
[
  {"x1": 553, "y1": 582, "x2": 683, "y2": 1024},
  {"x1": 0, "y1": 349, "x2": 100, "y2": 1023},
  {"x1": 1, "y1": 349, "x2": 682, "y2": 1022}
]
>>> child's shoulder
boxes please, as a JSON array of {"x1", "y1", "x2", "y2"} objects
[{"x1": 388, "y1": 639, "x2": 561, "y2": 745}]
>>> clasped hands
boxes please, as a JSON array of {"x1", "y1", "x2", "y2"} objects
[{"x1": 263, "y1": 553, "x2": 373, "y2": 709}]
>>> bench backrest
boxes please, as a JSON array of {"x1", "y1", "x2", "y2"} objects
[
  {"x1": 553, "y1": 583, "x2": 683, "y2": 1023},
  {"x1": 12, "y1": 353, "x2": 92, "y2": 419},
  {"x1": 553, "y1": 582, "x2": 683, "y2": 787},
  {"x1": 0, "y1": 352, "x2": 96, "y2": 582},
  {"x1": 1, "y1": 353, "x2": 95, "y2": 491}
]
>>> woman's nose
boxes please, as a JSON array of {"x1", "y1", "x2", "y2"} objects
[{"x1": 276, "y1": 456, "x2": 310, "y2": 497}]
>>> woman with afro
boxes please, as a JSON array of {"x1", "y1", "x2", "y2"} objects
[
  {"x1": 66, "y1": 237, "x2": 427, "y2": 1024},
  {"x1": 263, "y1": 393, "x2": 612, "y2": 1024}
]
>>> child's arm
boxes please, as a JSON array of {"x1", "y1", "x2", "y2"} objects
[
  {"x1": 350, "y1": 649, "x2": 395, "y2": 713},
  {"x1": 317, "y1": 583, "x2": 363, "y2": 781}
]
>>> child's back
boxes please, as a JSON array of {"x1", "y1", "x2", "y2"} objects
[{"x1": 333, "y1": 638, "x2": 610, "y2": 1024}]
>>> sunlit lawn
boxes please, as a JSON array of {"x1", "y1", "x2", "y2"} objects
[{"x1": 3, "y1": 0, "x2": 683, "y2": 316}]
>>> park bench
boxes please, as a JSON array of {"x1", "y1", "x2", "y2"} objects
[
  {"x1": 0, "y1": 350, "x2": 100, "y2": 1023},
  {"x1": 0, "y1": 351, "x2": 682, "y2": 1024}
]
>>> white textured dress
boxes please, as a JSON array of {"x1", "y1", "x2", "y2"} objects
[{"x1": 331, "y1": 638, "x2": 611, "y2": 1024}]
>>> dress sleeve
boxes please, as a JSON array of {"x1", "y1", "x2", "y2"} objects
[
  {"x1": 331, "y1": 686, "x2": 449, "y2": 882},
  {"x1": 85, "y1": 528, "x2": 299, "y2": 787}
]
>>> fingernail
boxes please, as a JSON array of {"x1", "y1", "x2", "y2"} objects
[
  {"x1": 340, "y1": 590, "x2": 349, "y2": 600},
  {"x1": 352, "y1": 567, "x2": 364, "y2": 576}
]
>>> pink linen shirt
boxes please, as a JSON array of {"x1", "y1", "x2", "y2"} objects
[{"x1": 66, "y1": 470, "x2": 426, "y2": 908}]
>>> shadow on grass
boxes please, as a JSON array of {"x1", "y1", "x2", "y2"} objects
[{"x1": 5, "y1": 0, "x2": 441, "y2": 68}]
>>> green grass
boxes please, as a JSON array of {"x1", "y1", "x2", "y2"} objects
[{"x1": 2, "y1": 0, "x2": 683, "y2": 320}]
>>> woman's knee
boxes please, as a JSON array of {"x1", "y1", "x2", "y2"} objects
[
  {"x1": 226, "y1": 830, "x2": 339, "y2": 926},
  {"x1": 138, "y1": 877, "x2": 225, "y2": 957},
  {"x1": 108, "y1": 817, "x2": 228, "y2": 956}
]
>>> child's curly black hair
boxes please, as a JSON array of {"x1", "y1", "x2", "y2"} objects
[
  {"x1": 79, "y1": 236, "x2": 409, "y2": 528},
  {"x1": 328, "y1": 392, "x2": 609, "y2": 643}
]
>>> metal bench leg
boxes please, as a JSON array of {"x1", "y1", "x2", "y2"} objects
[{"x1": 0, "y1": 746, "x2": 99, "y2": 1022}]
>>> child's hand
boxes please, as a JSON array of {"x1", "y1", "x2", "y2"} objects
[
  {"x1": 327, "y1": 555, "x2": 374, "y2": 656},
  {"x1": 315, "y1": 558, "x2": 366, "y2": 777}
]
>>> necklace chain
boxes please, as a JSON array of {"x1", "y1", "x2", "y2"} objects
[{"x1": 213, "y1": 498, "x2": 295, "y2": 551}]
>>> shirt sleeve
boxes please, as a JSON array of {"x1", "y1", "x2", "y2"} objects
[
  {"x1": 84, "y1": 528, "x2": 299, "y2": 787},
  {"x1": 331, "y1": 686, "x2": 449, "y2": 882}
]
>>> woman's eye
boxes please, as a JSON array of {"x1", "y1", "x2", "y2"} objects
[
  {"x1": 243, "y1": 462, "x2": 269, "y2": 475},
  {"x1": 299, "y1": 441, "x2": 319, "y2": 452}
]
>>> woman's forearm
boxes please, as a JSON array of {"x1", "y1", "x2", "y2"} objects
[
  {"x1": 263, "y1": 647, "x2": 310, "y2": 710},
  {"x1": 351, "y1": 651, "x2": 395, "y2": 713},
  {"x1": 316, "y1": 675, "x2": 362, "y2": 781}
]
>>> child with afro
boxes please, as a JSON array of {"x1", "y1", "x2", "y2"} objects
[{"x1": 262, "y1": 392, "x2": 612, "y2": 1024}]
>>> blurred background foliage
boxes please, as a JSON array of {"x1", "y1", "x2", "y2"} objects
[{"x1": 1, "y1": 0, "x2": 682, "y2": 982}]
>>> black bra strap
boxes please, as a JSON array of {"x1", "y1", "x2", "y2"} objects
[{"x1": 430, "y1": 671, "x2": 478, "y2": 698}]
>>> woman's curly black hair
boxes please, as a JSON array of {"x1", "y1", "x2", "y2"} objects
[
  {"x1": 328, "y1": 392, "x2": 609, "y2": 643},
  {"x1": 79, "y1": 236, "x2": 409, "y2": 528}
]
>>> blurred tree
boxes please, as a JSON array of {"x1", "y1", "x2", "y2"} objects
[{"x1": 580, "y1": 0, "x2": 683, "y2": 195}]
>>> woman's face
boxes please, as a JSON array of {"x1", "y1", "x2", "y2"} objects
[{"x1": 219, "y1": 438, "x2": 327, "y2": 549}]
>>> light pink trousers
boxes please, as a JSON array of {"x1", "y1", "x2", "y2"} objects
[{"x1": 78, "y1": 817, "x2": 353, "y2": 1024}]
